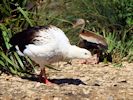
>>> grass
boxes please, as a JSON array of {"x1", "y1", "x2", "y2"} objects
[{"x1": 0, "y1": 0, "x2": 133, "y2": 75}]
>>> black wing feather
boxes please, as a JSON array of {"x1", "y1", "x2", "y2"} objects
[{"x1": 9, "y1": 25, "x2": 49, "y2": 52}]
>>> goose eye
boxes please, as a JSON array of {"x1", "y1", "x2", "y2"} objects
[{"x1": 85, "y1": 53, "x2": 88, "y2": 55}]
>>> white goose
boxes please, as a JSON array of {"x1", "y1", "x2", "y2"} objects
[{"x1": 10, "y1": 25, "x2": 92, "y2": 84}]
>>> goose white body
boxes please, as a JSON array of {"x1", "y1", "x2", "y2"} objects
[
  {"x1": 10, "y1": 25, "x2": 92, "y2": 67},
  {"x1": 23, "y1": 26, "x2": 69, "y2": 65}
]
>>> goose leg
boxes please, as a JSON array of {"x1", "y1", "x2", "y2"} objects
[{"x1": 39, "y1": 67, "x2": 51, "y2": 84}]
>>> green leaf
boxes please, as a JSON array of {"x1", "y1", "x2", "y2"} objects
[
  {"x1": 14, "y1": 52, "x2": 25, "y2": 70},
  {"x1": 0, "y1": 60, "x2": 5, "y2": 66},
  {"x1": 0, "y1": 52, "x2": 19, "y2": 68},
  {"x1": 17, "y1": 6, "x2": 33, "y2": 27}
]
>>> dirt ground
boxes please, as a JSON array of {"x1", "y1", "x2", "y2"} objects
[{"x1": 0, "y1": 61, "x2": 133, "y2": 100}]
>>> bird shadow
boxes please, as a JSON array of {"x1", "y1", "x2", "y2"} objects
[
  {"x1": 50, "y1": 78, "x2": 86, "y2": 85},
  {"x1": 21, "y1": 75, "x2": 86, "y2": 85}
]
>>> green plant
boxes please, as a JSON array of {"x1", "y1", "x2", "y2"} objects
[
  {"x1": 61, "y1": 0, "x2": 133, "y2": 62},
  {"x1": 0, "y1": 0, "x2": 36, "y2": 75}
]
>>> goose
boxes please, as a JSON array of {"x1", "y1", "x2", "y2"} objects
[
  {"x1": 73, "y1": 18, "x2": 108, "y2": 64},
  {"x1": 9, "y1": 25, "x2": 92, "y2": 84}
]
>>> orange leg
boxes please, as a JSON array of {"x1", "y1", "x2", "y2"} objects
[{"x1": 39, "y1": 67, "x2": 51, "y2": 85}]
